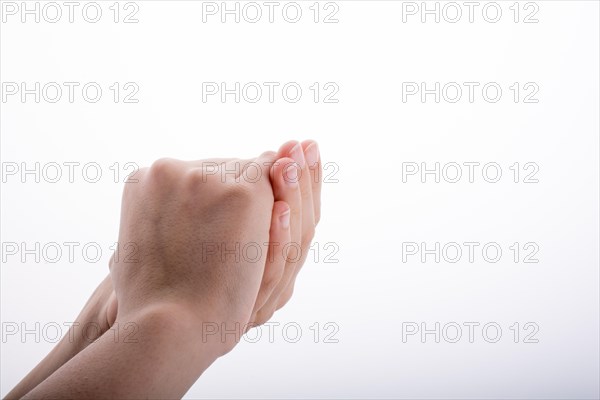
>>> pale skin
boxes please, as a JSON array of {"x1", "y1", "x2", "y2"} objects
[{"x1": 5, "y1": 140, "x2": 322, "y2": 399}]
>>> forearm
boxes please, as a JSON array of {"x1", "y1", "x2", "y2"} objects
[
  {"x1": 4, "y1": 336, "x2": 81, "y2": 400},
  {"x1": 5, "y1": 275, "x2": 115, "y2": 400},
  {"x1": 21, "y1": 304, "x2": 221, "y2": 399}
]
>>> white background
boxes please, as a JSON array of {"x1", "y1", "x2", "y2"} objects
[{"x1": 1, "y1": 1, "x2": 599, "y2": 398}]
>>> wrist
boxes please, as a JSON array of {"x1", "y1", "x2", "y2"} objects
[{"x1": 116, "y1": 301, "x2": 243, "y2": 360}]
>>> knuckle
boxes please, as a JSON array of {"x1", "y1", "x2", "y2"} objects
[
  {"x1": 184, "y1": 168, "x2": 208, "y2": 188},
  {"x1": 149, "y1": 158, "x2": 178, "y2": 181}
]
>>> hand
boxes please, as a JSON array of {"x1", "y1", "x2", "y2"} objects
[
  {"x1": 110, "y1": 152, "x2": 285, "y2": 354},
  {"x1": 109, "y1": 141, "x2": 323, "y2": 345},
  {"x1": 108, "y1": 140, "x2": 323, "y2": 338}
]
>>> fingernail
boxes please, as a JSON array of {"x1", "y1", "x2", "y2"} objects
[
  {"x1": 305, "y1": 143, "x2": 319, "y2": 168},
  {"x1": 290, "y1": 143, "x2": 306, "y2": 169},
  {"x1": 279, "y1": 209, "x2": 290, "y2": 229},
  {"x1": 284, "y1": 163, "x2": 298, "y2": 185}
]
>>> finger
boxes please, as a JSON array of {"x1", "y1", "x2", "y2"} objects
[
  {"x1": 253, "y1": 156, "x2": 302, "y2": 325},
  {"x1": 273, "y1": 141, "x2": 319, "y2": 310},
  {"x1": 281, "y1": 140, "x2": 315, "y2": 277},
  {"x1": 301, "y1": 140, "x2": 322, "y2": 225},
  {"x1": 251, "y1": 200, "x2": 291, "y2": 317},
  {"x1": 257, "y1": 139, "x2": 317, "y2": 318}
]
